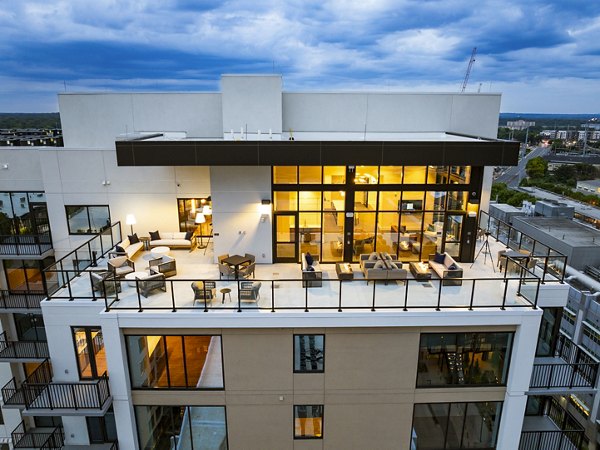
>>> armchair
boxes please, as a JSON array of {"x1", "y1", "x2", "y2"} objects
[
  {"x1": 239, "y1": 262, "x2": 256, "y2": 279},
  {"x1": 90, "y1": 271, "x2": 121, "y2": 296},
  {"x1": 192, "y1": 281, "x2": 217, "y2": 306},
  {"x1": 239, "y1": 281, "x2": 261, "y2": 302},
  {"x1": 218, "y1": 254, "x2": 230, "y2": 264},
  {"x1": 137, "y1": 273, "x2": 167, "y2": 298},
  {"x1": 107, "y1": 256, "x2": 135, "y2": 278},
  {"x1": 244, "y1": 253, "x2": 256, "y2": 265},
  {"x1": 219, "y1": 263, "x2": 235, "y2": 279},
  {"x1": 149, "y1": 255, "x2": 177, "y2": 278}
]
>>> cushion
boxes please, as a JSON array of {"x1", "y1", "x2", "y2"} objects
[
  {"x1": 149, "y1": 230, "x2": 161, "y2": 241},
  {"x1": 185, "y1": 231, "x2": 194, "y2": 240},
  {"x1": 307, "y1": 266, "x2": 315, "y2": 271},
  {"x1": 109, "y1": 256, "x2": 128, "y2": 267},
  {"x1": 368, "y1": 252, "x2": 378, "y2": 261},
  {"x1": 434, "y1": 252, "x2": 445, "y2": 264},
  {"x1": 128, "y1": 233, "x2": 140, "y2": 244},
  {"x1": 305, "y1": 252, "x2": 314, "y2": 266},
  {"x1": 374, "y1": 261, "x2": 385, "y2": 269},
  {"x1": 115, "y1": 245, "x2": 125, "y2": 254},
  {"x1": 381, "y1": 252, "x2": 391, "y2": 260},
  {"x1": 448, "y1": 263, "x2": 458, "y2": 270}
]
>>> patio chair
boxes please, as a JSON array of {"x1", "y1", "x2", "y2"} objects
[
  {"x1": 107, "y1": 256, "x2": 135, "y2": 278},
  {"x1": 137, "y1": 273, "x2": 167, "y2": 298},
  {"x1": 91, "y1": 271, "x2": 121, "y2": 296},
  {"x1": 218, "y1": 254, "x2": 230, "y2": 264},
  {"x1": 192, "y1": 281, "x2": 217, "y2": 306},
  {"x1": 239, "y1": 262, "x2": 256, "y2": 279},
  {"x1": 149, "y1": 255, "x2": 177, "y2": 278},
  {"x1": 243, "y1": 253, "x2": 256, "y2": 265},
  {"x1": 239, "y1": 281, "x2": 261, "y2": 302},
  {"x1": 219, "y1": 262, "x2": 235, "y2": 279}
]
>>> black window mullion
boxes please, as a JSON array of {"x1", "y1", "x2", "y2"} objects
[
  {"x1": 162, "y1": 336, "x2": 172, "y2": 388},
  {"x1": 181, "y1": 336, "x2": 189, "y2": 388}
]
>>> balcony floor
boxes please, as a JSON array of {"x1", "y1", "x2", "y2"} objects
[{"x1": 48, "y1": 237, "x2": 548, "y2": 314}]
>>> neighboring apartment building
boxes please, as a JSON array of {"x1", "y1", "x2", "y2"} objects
[
  {"x1": 0, "y1": 75, "x2": 579, "y2": 449},
  {"x1": 506, "y1": 120, "x2": 535, "y2": 130}
]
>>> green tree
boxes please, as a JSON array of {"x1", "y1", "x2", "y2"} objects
[
  {"x1": 553, "y1": 165, "x2": 577, "y2": 186},
  {"x1": 526, "y1": 157, "x2": 548, "y2": 178}
]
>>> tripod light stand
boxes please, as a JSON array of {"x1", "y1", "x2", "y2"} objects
[{"x1": 471, "y1": 231, "x2": 495, "y2": 272}]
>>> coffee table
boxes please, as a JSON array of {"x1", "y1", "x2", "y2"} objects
[
  {"x1": 151, "y1": 246, "x2": 171, "y2": 258},
  {"x1": 124, "y1": 271, "x2": 150, "y2": 287},
  {"x1": 335, "y1": 262, "x2": 354, "y2": 280},
  {"x1": 410, "y1": 261, "x2": 432, "y2": 280}
]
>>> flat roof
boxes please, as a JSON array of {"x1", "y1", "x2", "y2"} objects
[{"x1": 515, "y1": 217, "x2": 600, "y2": 248}]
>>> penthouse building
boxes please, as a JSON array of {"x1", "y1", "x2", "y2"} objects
[{"x1": 0, "y1": 75, "x2": 581, "y2": 450}]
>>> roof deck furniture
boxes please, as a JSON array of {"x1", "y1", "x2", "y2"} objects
[
  {"x1": 150, "y1": 246, "x2": 170, "y2": 258},
  {"x1": 238, "y1": 262, "x2": 256, "y2": 279},
  {"x1": 220, "y1": 288, "x2": 232, "y2": 303},
  {"x1": 192, "y1": 281, "x2": 217, "y2": 306},
  {"x1": 124, "y1": 271, "x2": 150, "y2": 287},
  {"x1": 218, "y1": 254, "x2": 229, "y2": 264},
  {"x1": 301, "y1": 253, "x2": 322, "y2": 288},
  {"x1": 362, "y1": 259, "x2": 407, "y2": 285},
  {"x1": 428, "y1": 253, "x2": 463, "y2": 286},
  {"x1": 149, "y1": 231, "x2": 196, "y2": 251},
  {"x1": 148, "y1": 255, "x2": 177, "y2": 278},
  {"x1": 243, "y1": 253, "x2": 256, "y2": 265},
  {"x1": 499, "y1": 250, "x2": 531, "y2": 275},
  {"x1": 90, "y1": 271, "x2": 121, "y2": 296},
  {"x1": 218, "y1": 262, "x2": 235, "y2": 280},
  {"x1": 108, "y1": 237, "x2": 143, "y2": 259},
  {"x1": 409, "y1": 261, "x2": 432, "y2": 281},
  {"x1": 239, "y1": 281, "x2": 261, "y2": 302},
  {"x1": 335, "y1": 263, "x2": 354, "y2": 280},
  {"x1": 137, "y1": 273, "x2": 166, "y2": 298},
  {"x1": 222, "y1": 255, "x2": 252, "y2": 279},
  {"x1": 107, "y1": 256, "x2": 135, "y2": 278}
]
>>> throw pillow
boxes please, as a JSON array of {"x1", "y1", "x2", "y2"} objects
[
  {"x1": 448, "y1": 263, "x2": 458, "y2": 270},
  {"x1": 185, "y1": 231, "x2": 194, "y2": 241},
  {"x1": 128, "y1": 233, "x2": 140, "y2": 244},
  {"x1": 149, "y1": 230, "x2": 161, "y2": 241},
  {"x1": 368, "y1": 252, "x2": 378, "y2": 261},
  {"x1": 374, "y1": 260, "x2": 385, "y2": 269},
  {"x1": 434, "y1": 252, "x2": 446, "y2": 264},
  {"x1": 305, "y1": 252, "x2": 314, "y2": 266},
  {"x1": 115, "y1": 245, "x2": 125, "y2": 254}
]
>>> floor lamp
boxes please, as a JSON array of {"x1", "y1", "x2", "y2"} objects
[
  {"x1": 195, "y1": 212, "x2": 206, "y2": 248},
  {"x1": 126, "y1": 214, "x2": 136, "y2": 235}
]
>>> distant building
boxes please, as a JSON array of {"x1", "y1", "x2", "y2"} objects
[{"x1": 506, "y1": 119, "x2": 535, "y2": 130}]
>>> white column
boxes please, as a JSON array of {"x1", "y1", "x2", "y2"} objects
[{"x1": 496, "y1": 312, "x2": 542, "y2": 450}]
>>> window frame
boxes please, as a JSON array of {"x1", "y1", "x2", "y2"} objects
[
  {"x1": 71, "y1": 326, "x2": 105, "y2": 380},
  {"x1": 65, "y1": 205, "x2": 111, "y2": 235},
  {"x1": 293, "y1": 404, "x2": 324, "y2": 440},
  {"x1": 293, "y1": 334, "x2": 325, "y2": 374}
]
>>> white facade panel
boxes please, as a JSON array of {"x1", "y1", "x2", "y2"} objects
[{"x1": 0, "y1": 149, "x2": 44, "y2": 191}]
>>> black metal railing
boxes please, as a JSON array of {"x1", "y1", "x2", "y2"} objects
[
  {"x1": 530, "y1": 362, "x2": 598, "y2": 389},
  {"x1": 39, "y1": 427, "x2": 65, "y2": 450},
  {"x1": 0, "y1": 290, "x2": 46, "y2": 310},
  {"x1": 110, "y1": 441, "x2": 119, "y2": 450},
  {"x1": 1, "y1": 358, "x2": 111, "y2": 411},
  {"x1": 43, "y1": 221, "x2": 122, "y2": 298},
  {"x1": 480, "y1": 210, "x2": 568, "y2": 283},
  {"x1": 11, "y1": 420, "x2": 64, "y2": 449},
  {"x1": 0, "y1": 232, "x2": 53, "y2": 256},
  {"x1": 520, "y1": 430, "x2": 584, "y2": 450},
  {"x1": 0, "y1": 331, "x2": 49, "y2": 359}
]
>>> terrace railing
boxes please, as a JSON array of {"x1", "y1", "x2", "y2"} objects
[
  {"x1": 39, "y1": 427, "x2": 65, "y2": 450},
  {"x1": 1, "y1": 358, "x2": 111, "y2": 411},
  {"x1": 479, "y1": 210, "x2": 568, "y2": 284},
  {"x1": 11, "y1": 420, "x2": 64, "y2": 449},
  {"x1": 43, "y1": 221, "x2": 122, "y2": 298},
  {"x1": 0, "y1": 290, "x2": 46, "y2": 310},
  {"x1": 0, "y1": 232, "x2": 53, "y2": 256},
  {"x1": 0, "y1": 331, "x2": 49, "y2": 360}
]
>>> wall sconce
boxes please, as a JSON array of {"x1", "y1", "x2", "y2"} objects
[
  {"x1": 125, "y1": 214, "x2": 136, "y2": 234},
  {"x1": 259, "y1": 200, "x2": 271, "y2": 222}
]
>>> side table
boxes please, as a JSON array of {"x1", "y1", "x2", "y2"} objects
[
  {"x1": 139, "y1": 236, "x2": 150, "y2": 251},
  {"x1": 409, "y1": 261, "x2": 432, "y2": 280},
  {"x1": 335, "y1": 262, "x2": 354, "y2": 280}
]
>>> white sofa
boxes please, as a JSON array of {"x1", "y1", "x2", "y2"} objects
[
  {"x1": 150, "y1": 231, "x2": 196, "y2": 250},
  {"x1": 112, "y1": 238, "x2": 143, "y2": 258}
]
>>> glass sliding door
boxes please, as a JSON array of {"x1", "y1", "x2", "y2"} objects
[
  {"x1": 274, "y1": 213, "x2": 298, "y2": 262},
  {"x1": 72, "y1": 327, "x2": 107, "y2": 379}
]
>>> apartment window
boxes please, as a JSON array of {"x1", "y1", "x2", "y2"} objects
[
  {"x1": 177, "y1": 198, "x2": 212, "y2": 234},
  {"x1": 294, "y1": 405, "x2": 323, "y2": 439},
  {"x1": 416, "y1": 332, "x2": 513, "y2": 387},
  {"x1": 135, "y1": 405, "x2": 227, "y2": 450},
  {"x1": 581, "y1": 322, "x2": 600, "y2": 359},
  {"x1": 66, "y1": 205, "x2": 110, "y2": 234},
  {"x1": 412, "y1": 401, "x2": 502, "y2": 449},
  {"x1": 294, "y1": 335, "x2": 324, "y2": 373},
  {"x1": 72, "y1": 327, "x2": 107, "y2": 379},
  {"x1": 125, "y1": 335, "x2": 223, "y2": 389}
]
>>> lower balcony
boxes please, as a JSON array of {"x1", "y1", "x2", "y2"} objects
[
  {"x1": 11, "y1": 421, "x2": 64, "y2": 449},
  {"x1": 0, "y1": 290, "x2": 45, "y2": 311},
  {"x1": 529, "y1": 358, "x2": 598, "y2": 393},
  {"x1": 1, "y1": 360, "x2": 112, "y2": 416},
  {"x1": 0, "y1": 332, "x2": 49, "y2": 362}
]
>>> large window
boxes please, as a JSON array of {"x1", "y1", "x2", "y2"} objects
[
  {"x1": 416, "y1": 332, "x2": 513, "y2": 387},
  {"x1": 3, "y1": 256, "x2": 54, "y2": 292},
  {"x1": 412, "y1": 401, "x2": 502, "y2": 449},
  {"x1": 66, "y1": 205, "x2": 110, "y2": 234},
  {"x1": 294, "y1": 405, "x2": 324, "y2": 439},
  {"x1": 294, "y1": 335, "x2": 324, "y2": 373},
  {"x1": 0, "y1": 192, "x2": 49, "y2": 236},
  {"x1": 136, "y1": 405, "x2": 227, "y2": 450},
  {"x1": 126, "y1": 335, "x2": 223, "y2": 389},
  {"x1": 72, "y1": 327, "x2": 107, "y2": 379},
  {"x1": 177, "y1": 198, "x2": 212, "y2": 235}
]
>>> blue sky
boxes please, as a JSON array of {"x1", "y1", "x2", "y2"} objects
[{"x1": 1, "y1": 0, "x2": 600, "y2": 113}]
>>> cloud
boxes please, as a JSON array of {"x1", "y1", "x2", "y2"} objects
[{"x1": 0, "y1": 0, "x2": 599, "y2": 112}]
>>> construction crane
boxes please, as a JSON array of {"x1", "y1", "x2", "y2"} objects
[{"x1": 460, "y1": 47, "x2": 477, "y2": 93}]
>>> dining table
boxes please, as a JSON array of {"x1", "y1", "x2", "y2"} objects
[{"x1": 222, "y1": 254, "x2": 252, "y2": 279}]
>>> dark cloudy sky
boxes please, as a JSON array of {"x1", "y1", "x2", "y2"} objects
[{"x1": 2, "y1": 0, "x2": 600, "y2": 113}]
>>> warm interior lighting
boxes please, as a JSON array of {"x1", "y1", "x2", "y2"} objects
[
  {"x1": 125, "y1": 214, "x2": 136, "y2": 234},
  {"x1": 259, "y1": 200, "x2": 271, "y2": 220},
  {"x1": 467, "y1": 202, "x2": 479, "y2": 216},
  {"x1": 195, "y1": 213, "x2": 206, "y2": 224},
  {"x1": 202, "y1": 205, "x2": 212, "y2": 215}
]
